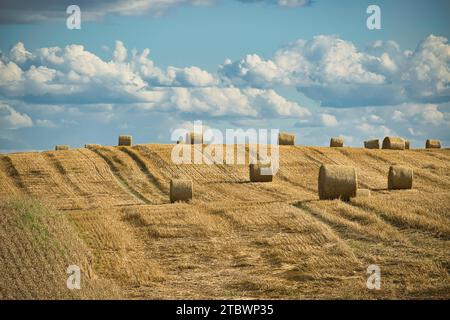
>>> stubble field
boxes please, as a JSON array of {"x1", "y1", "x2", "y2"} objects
[{"x1": 0, "y1": 144, "x2": 449, "y2": 299}]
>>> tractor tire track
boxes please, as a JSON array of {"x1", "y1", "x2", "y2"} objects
[
  {"x1": 89, "y1": 148, "x2": 151, "y2": 205},
  {"x1": 118, "y1": 147, "x2": 167, "y2": 197},
  {"x1": 42, "y1": 153, "x2": 89, "y2": 197},
  {"x1": 0, "y1": 156, "x2": 27, "y2": 193}
]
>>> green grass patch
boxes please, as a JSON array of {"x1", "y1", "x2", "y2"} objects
[{"x1": 2, "y1": 197, "x2": 65, "y2": 253}]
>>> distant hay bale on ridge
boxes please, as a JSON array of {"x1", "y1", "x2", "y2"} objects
[
  {"x1": 186, "y1": 132, "x2": 203, "y2": 144},
  {"x1": 426, "y1": 139, "x2": 441, "y2": 149},
  {"x1": 382, "y1": 137, "x2": 405, "y2": 150},
  {"x1": 388, "y1": 165, "x2": 413, "y2": 190},
  {"x1": 278, "y1": 133, "x2": 295, "y2": 145},
  {"x1": 405, "y1": 140, "x2": 410, "y2": 149},
  {"x1": 249, "y1": 163, "x2": 273, "y2": 182},
  {"x1": 330, "y1": 137, "x2": 344, "y2": 148},
  {"x1": 318, "y1": 165, "x2": 357, "y2": 200},
  {"x1": 170, "y1": 179, "x2": 193, "y2": 203},
  {"x1": 118, "y1": 135, "x2": 132, "y2": 146},
  {"x1": 55, "y1": 145, "x2": 69, "y2": 151},
  {"x1": 364, "y1": 139, "x2": 379, "y2": 149}
]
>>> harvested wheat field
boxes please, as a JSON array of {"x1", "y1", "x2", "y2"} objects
[{"x1": 0, "y1": 145, "x2": 449, "y2": 299}]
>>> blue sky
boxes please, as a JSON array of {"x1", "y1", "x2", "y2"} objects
[{"x1": 0, "y1": 0, "x2": 449, "y2": 151}]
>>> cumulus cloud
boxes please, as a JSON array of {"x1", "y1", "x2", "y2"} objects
[
  {"x1": 1, "y1": 36, "x2": 449, "y2": 150},
  {"x1": 220, "y1": 54, "x2": 286, "y2": 88},
  {"x1": 167, "y1": 66, "x2": 218, "y2": 87},
  {"x1": 113, "y1": 41, "x2": 127, "y2": 63},
  {"x1": 321, "y1": 113, "x2": 337, "y2": 127},
  {"x1": 8, "y1": 42, "x2": 32, "y2": 64},
  {"x1": 402, "y1": 35, "x2": 450, "y2": 103},
  {"x1": 0, "y1": 41, "x2": 309, "y2": 119},
  {"x1": 0, "y1": 103, "x2": 33, "y2": 129},
  {"x1": 220, "y1": 34, "x2": 450, "y2": 107}
]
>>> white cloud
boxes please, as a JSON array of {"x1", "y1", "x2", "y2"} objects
[
  {"x1": 150, "y1": 87, "x2": 309, "y2": 118},
  {"x1": 408, "y1": 127, "x2": 423, "y2": 137},
  {"x1": 248, "y1": 89, "x2": 311, "y2": 117},
  {"x1": 392, "y1": 110, "x2": 405, "y2": 122},
  {"x1": 221, "y1": 35, "x2": 386, "y2": 88},
  {"x1": 402, "y1": 35, "x2": 450, "y2": 103},
  {"x1": 113, "y1": 41, "x2": 127, "y2": 63},
  {"x1": 1, "y1": 35, "x2": 448, "y2": 149},
  {"x1": 220, "y1": 54, "x2": 286, "y2": 88},
  {"x1": 8, "y1": 42, "x2": 32, "y2": 65},
  {"x1": 421, "y1": 105, "x2": 444, "y2": 125},
  {"x1": 3, "y1": 35, "x2": 448, "y2": 114},
  {"x1": 0, "y1": 41, "x2": 310, "y2": 120},
  {"x1": 391, "y1": 103, "x2": 446, "y2": 126},
  {"x1": 220, "y1": 34, "x2": 450, "y2": 107},
  {"x1": 167, "y1": 66, "x2": 218, "y2": 87},
  {"x1": 0, "y1": 103, "x2": 33, "y2": 129},
  {"x1": 321, "y1": 113, "x2": 338, "y2": 127}
]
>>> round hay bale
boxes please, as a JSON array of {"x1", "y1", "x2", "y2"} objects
[
  {"x1": 318, "y1": 165, "x2": 357, "y2": 200},
  {"x1": 278, "y1": 133, "x2": 295, "y2": 145},
  {"x1": 55, "y1": 145, "x2": 69, "y2": 151},
  {"x1": 118, "y1": 135, "x2": 132, "y2": 146},
  {"x1": 355, "y1": 188, "x2": 371, "y2": 198},
  {"x1": 170, "y1": 179, "x2": 193, "y2": 203},
  {"x1": 405, "y1": 140, "x2": 410, "y2": 150},
  {"x1": 249, "y1": 163, "x2": 273, "y2": 182},
  {"x1": 425, "y1": 139, "x2": 441, "y2": 149},
  {"x1": 364, "y1": 139, "x2": 380, "y2": 149},
  {"x1": 382, "y1": 137, "x2": 405, "y2": 150},
  {"x1": 85, "y1": 144, "x2": 101, "y2": 148},
  {"x1": 388, "y1": 165, "x2": 413, "y2": 190},
  {"x1": 330, "y1": 137, "x2": 344, "y2": 147},
  {"x1": 186, "y1": 132, "x2": 203, "y2": 144}
]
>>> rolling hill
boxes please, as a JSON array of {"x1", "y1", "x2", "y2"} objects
[{"x1": 1, "y1": 144, "x2": 449, "y2": 299}]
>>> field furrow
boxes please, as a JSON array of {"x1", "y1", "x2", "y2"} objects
[{"x1": 1, "y1": 145, "x2": 449, "y2": 299}]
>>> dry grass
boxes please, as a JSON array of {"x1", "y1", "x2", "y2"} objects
[
  {"x1": 0, "y1": 198, "x2": 120, "y2": 299},
  {"x1": 355, "y1": 189, "x2": 371, "y2": 198},
  {"x1": 0, "y1": 145, "x2": 449, "y2": 299}
]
